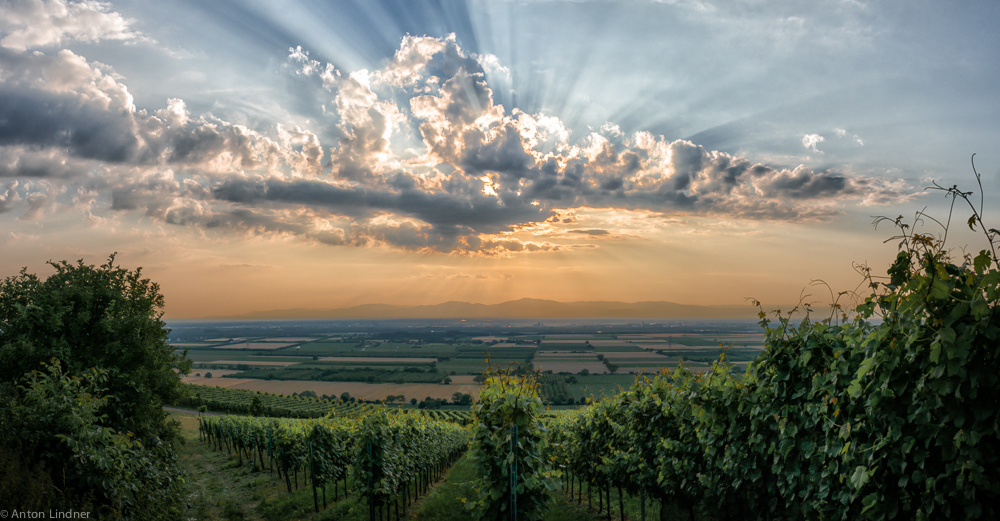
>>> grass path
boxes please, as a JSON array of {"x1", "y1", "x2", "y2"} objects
[
  {"x1": 174, "y1": 411, "x2": 271, "y2": 520},
  {"x1": 407, "y1": 452, "x2": 608, "y2": 521}
]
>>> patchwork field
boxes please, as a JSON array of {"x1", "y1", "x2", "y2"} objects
[
  {"x1": 168, "y1": 319, "x2": 766, "y2": 407},
  {"x1": 187, "y1": 378, "x2": 480, "y2": 401},
  {"x1": 209, "y1": 360, "x2": 300, "y2": 366},
  {"x1": 534, "y1": 359, "x2": 608, "y2": 374},
  {"x1": 588, "y1": 340, "x2": 634, "y2": 347},
  {"x1": 183, "y1": 372, "x2": 250, "y2": 386},
  {"x1": 599, "y1": 351, "x2": 671, "y2": 359},
  {"x1": 317, "y1": 356, "x2": 438, "y2": 363},
  {"x1": 213, "y1": 342, "x2": 297, "y2": 350}
]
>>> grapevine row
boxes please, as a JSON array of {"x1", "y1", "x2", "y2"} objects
[
  {"x1": 180, "y1": 383, "x2": 474, "y2": 423},
  {"x1": 180, "y1": 384, "x2": 363, "y2": 417},
  {"x1": 199, "y1": 410, "x2": 469, "y2": 519},
  {"x1": 546, "y1": 246, "x2": 1000, "y2": 520}
]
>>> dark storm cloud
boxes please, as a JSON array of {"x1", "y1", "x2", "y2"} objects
[
  {"x1": 212, "y1": 178, "x2": 548, "y2": 234},
  {"x1": 0, "y1": 88, "x2": 141, "y2": 163},
  {"x1": 568, "y1": 229, "x2": 610, "y2": 236},
  {"x1": 754, "y1": 167, "x2": 854, "y2": 199}
]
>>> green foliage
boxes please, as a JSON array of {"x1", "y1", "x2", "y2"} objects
[
  {"x1": 537, "y1": 374, "x2": 574, "y2": 405},
  {"x1": 0, "y1": 254, "x2": 190, "y2": 442},
  {"x1": 177, "y1": 383, "x2": 367, "y2": 419},
  {"x1": 0, "y1": 255, "x2": 189, "y2": 518},
  {"x1": 0, "y1": 360, "x2": 185, "y2": 519},
  {"x1": 845, "y1": 244, "x2": 1000, "y2": 519},
  {"x1": 250, "y1": 394, "x2": 264, "y2": 417},
  {"x1": 224, "y1": 365, "x2": 449, "y2": 384},
  {"x1": 199, "y1": 409, "x2": 467, "y2": 517},
  {"x1": 469, "y1": 370, "x2": 555, "y2": 521},
  {"x1": 545, "y1": 193, "x2": 1000, "y2": 519},
  {"x1": 354, "y1": 408, "x2": 469, "y2": 509}
]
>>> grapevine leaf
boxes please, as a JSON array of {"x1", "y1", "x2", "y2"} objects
[{"x1": 850, "y1": 466, "x2": 869, "y2": 490}]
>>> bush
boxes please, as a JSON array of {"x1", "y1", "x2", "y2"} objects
[
  {"x1": 546, "y1": 173, "x2": 1000, "y2": 520},
  {"x1": 0, "y1": 255, "x2": 190, "y2": 443},
  {"x1": 0, "y1": 255, "x2": 189, "y2": 518}
]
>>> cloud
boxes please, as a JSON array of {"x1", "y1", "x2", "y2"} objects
[
  {"x1": 0, "y1": 47, "x2": 297, "y2": 177},
  {"x1": 834, "y1": 127, "x2": 864, "y2": 146},
  {"x1": 568, "y1": 229, "x2": 610, "y2": 236},
  {"x1": 0, "y1": 32, "x2": 914, "y2": 255},
  {"x1": 802, "y1": 133, "x2": 825, "y2": 152},
  {"x1": 0, "y1": 0, "x2": 138, "y2": 50},
  {"x1": 0, "y1": 180, "x2": 20, "y2": 213}
]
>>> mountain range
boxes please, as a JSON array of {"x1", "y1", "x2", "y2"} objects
[{"x1": 217, "y1": 298, "x2": 764, "y2": 320}]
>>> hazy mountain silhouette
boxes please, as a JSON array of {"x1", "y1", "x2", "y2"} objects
[{"x1": 217, "y1": 298, "x2": 760, "y2": 319}]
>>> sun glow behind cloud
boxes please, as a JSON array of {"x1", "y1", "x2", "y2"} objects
[{"x1": 1, "y1": 0, "x2": 998, "y2": 317}]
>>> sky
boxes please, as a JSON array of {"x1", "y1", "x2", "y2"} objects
[{"x1": 1, "y1": 0, "x2": 999, "y2": 318}]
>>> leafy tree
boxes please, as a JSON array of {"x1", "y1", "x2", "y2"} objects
[{"x1": 0, "y1": 254, "x2": 190, "y2": 442}]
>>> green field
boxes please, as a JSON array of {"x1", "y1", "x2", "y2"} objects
[{"x1": 178, "y1": 325, "x2": 766, "y2": 405}]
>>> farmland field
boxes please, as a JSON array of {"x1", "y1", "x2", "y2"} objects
[
  {"x1": 184, "y1": 369, "x2": 241, "y2": 379},
  {"x1": 535, "y1": 359, "x2": 608, "y2": 374},
  {"x1": 317, "y1": 356, "x2": 438, "y2": 363},
  {"x1": 185, "y1": 377, "x2": 480, "y2": 401},
  {"x1": 214, "y1": 342, "x2": 297, "y2": 349},
  {"x1": 167, "y1": 318, "x2": 764, "y2": 405},
  {"x1": 208, "y1": 360, "x2": 300, "y2": 366}
]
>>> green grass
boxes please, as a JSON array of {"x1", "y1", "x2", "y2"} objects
[
  {"x1": 585, "y1": 344, "x2": 646, "y2": 352},
  {"x1": 437, "y1": 358, "x2": 528, "y2": 374},
  {"x1": 172, "y1": 408, "x2": 699, "y2": 521},
  {"x1": 412, "y1": 453, "x2": 608, "y2": 521},
  {"x1": 175, "y1": 411, "x2": 274, "y2": 520},
  {"x1": 188, "y1": 352, "x2": 309, "y2": 362},
  {"x1": 289, "y1": 342, "x2": 460, "y2": 358},
  {"x1": 173, "y1": 411, "x2": 366, "y2": 521}
]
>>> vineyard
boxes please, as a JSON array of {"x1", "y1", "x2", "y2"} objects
[
  {"x1": 198, "y1": 410, "x2": 468, "y2": 519},
  {"x1": 540, "y1": 225, "x2": 1000, "y2": 519},
  {"x1": 537, "y1": 373, "x2": 576, "y2": 405},
  {"x1": 179, "y1": 384, "x2": 368, "y2": 418},
  {"x1": 179, "y1": 383, "x2": 476, "y2": 424},
  {"x1": 184, "y1": 212, "x2": 1000, "y2": 520}
]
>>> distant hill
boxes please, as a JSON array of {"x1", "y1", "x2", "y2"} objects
[{"x1": 216, "y1": 298, "x2": 762, "y2": 320}]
